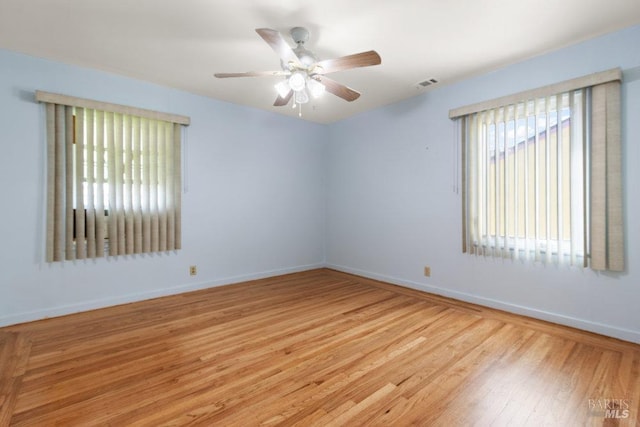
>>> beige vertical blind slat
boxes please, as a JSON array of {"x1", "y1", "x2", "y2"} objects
[
  {"x1": 461, "y1": 117, "x2": 467, "y2": 254},
  {"x1": 114, "y1": 113, "x2": 126, "y2": 256},
  {"x1": 166, "y1": 123, "x2": 176, "y2": 251},
  {"x1": 591, "y1": 82, "x2": 623, "y2": 271},
  {"x1": 605, "y1": 82, "x2": 623, "y2": 271},
  {"x1": 495, "y1": 109, "x2": 502, "y2": 257},
  {"x1": 132, "y1": 117, "x2": 143, "y2": 253},
  {"x1": 158, "y1": 123, "x2": 168, "y2": 252},
  {"x1": 480, "y1": 113, "x2": 486, "y2": 257},
  {"x1": 567, "y1": 91, "x2": 586, "y2": 267},
  {"x1": 502, "y1": 108, "x2": 509, "y2": 259},
  {"x1": 474, "y1": 113, "x2": 482, "y2": 256},
  {"x1": 556, "y1": 95, "x2": 563, "y2": 262},
  {"x1": 543, "y1": 98, "x2": 550, "y2": 261},
  {"x1": 124, "y1": 115, "x2": 134, "y2": 255},
  {"x1": 534, "y1": 102, "x2": 541, "y2": 261},
  {"x1": 468, "y1": 115, "x2": 477, "y2": 255},
  {"x1": 513, "y1": 105, "x2": 519, "y2": 259},
  {"x1": 590, "y1": 86, "x2": 606, "y2": 270},
  {"x1": 174, "y1": 124, "x2": 182, "y2": 250},
  {"x1": 53, "y1": 106, "x2": 66, "y2": 262},
  {"x1": 523, "y1": 101, "x2": 531, "y2": 259},
  {"x1": 41, "y1": 94, "x2": 186, "y2": 262},
  {"x1": 45, "y1": 104, "x2": 56, "y2": 262},
  {"x1": 150, "y1": 122, "x2": 159, "y2": 253},
  {"x1": 95, "y1": 110, "x2": 105, "y2": 258},
  {"x1": 469, "y1": 115, "x2": 482, "y2": 255},
  {"x1": 141, "y1": 118, "x2": 151, "y2": 253},
  {"x1": 106, "y1": 112, "x2": 118, "y2": 256},
  {"x1": 567, "y1": 92, "x2": 574, "y2": 264},
  {"x1": 75, "y1": 108, "x2": 86, "y2": 259},
  {"x1": 65, "y1": 108, "x2": 75, "y2": 260},
  {"x1": 85, "y1": 109, "x2": 96, "y2": 259},
  {"x1": 468, "y1": 116, "x2": 477, "y2": 255},
  {"x1": 580, "y1": 93, "x2": 588, "y2": 268},
  {"x1": 472, "y1": 115, "x2": 480, "y2": 255}
]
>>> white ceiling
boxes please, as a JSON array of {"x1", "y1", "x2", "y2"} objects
[{"x1": 1, "y1": 1, "x2": 639, "y2": 124}]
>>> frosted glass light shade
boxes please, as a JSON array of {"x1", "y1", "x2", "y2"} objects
[
  {"x1": 307, "y1": 78, "x2": 325, "y2": 98},
  {"x1": 275, "y1": 81, "x2": 290, "y2": 98},
  {"x1": 288, "y1": 72, "x2": 306, "y2": 92},
  {"x1": 294, "y1": 89, "x2": 309, "y2": 104}
]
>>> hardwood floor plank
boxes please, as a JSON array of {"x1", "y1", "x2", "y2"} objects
[
  {"x1": 324, "y1": 382, "x2": 397, "y2": 427},
  {"x1": 2, "y1": 268, "x2": 639, "y2": 426},
  {"x1": 0, "y1": 332, "x2": 31, "y2": 427}
]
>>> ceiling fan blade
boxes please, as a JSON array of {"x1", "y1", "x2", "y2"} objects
[
  {"x1": 315, "y1": 50, "x2": 381, "y2": 74},
  {"x1": 273, "y1": 90, "x2": 293, "y2": 107},
  {"x1": 214, "y1": 70, "x2": 288, "y2": 78},
  {"x1": 315, "y1": 76, "x2": 361, "y2": 102},
  {"x1": 255, "y1": 28, "x2": 300, "y2": 66}
]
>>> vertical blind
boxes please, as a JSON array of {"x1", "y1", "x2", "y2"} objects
[
  {"x1": 38, "y1": 91, "x2": 190, "y2": 262},
  {"x1": 461, "y1": 91, "x2": 586, "y2": 265},
  {"x1": 450, "y1": 69, "x2": 624, "y2": 271}
]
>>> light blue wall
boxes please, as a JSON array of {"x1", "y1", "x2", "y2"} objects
[
  {"x1": 0, "y1": 49, "x2": 328, "y2": 326},
  {"x1": 2, "y1": 25, "x2": 639, "y2": 344},
  {"x1": 326, "y1": 25, "x2": 640, "y2": 343}
]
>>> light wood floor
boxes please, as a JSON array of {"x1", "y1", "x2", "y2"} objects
[{"x1": 1, "y1": 269, "x2": 639, "y2": 426}]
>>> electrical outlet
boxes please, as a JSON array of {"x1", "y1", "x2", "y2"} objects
[
  {"x1": 189, "y1": 265, "x2": 197, "y2": 276},
  {"x1": 424, "y1": 266, "x2": 431, "y2": 277}
]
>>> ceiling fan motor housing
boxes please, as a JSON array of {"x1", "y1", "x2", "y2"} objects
[
  {"x1": 289, "y1": 27, "x2": 317, "y2": 66},
  {"x1": 290, "y1": 27, "x2": 310, "y2": 45}
]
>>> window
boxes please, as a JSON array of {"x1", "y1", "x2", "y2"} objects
[
  {"x1": 450, "y1": 69, "x2": 624, "y2": 271},
  {"x1": 464, "y1": 91, "x2": 585, "y2": 264},
  {"x1": 37, "y1": 91, "x2": 190, "y2": 262}
]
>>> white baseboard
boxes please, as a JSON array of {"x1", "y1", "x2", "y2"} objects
[
  {"x1": 326, "y1": 263, "x2": 640, "y2": 345},
  {"x1": 0, "y1": 262, "x2": 325, "y2": 328}
]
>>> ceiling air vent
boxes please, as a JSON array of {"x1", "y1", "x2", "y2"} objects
[{"x1": 418, "y1": 78, "x2": 439, "y2": 87}]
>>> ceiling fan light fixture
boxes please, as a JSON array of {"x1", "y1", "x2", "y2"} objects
[
  {"x1": 215, "y1": 27, "x2": 382, "y2": 115},
  {"x1": 294, "y1": 88, "x2": 309, "y2": 105},
  {"x1": 274, "y1": 80, "x2": 290, "y2": 98},
  {"x1": 307, "y1": 78, "x2": 325, "y2": 98},
  {"x1": 288, "y1": 71, "x2": 307, "y2": 92}
]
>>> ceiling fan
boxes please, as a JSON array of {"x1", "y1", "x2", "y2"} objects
[{"x1": 214, "y1": 27, "x2": 381, "y2": 115}]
